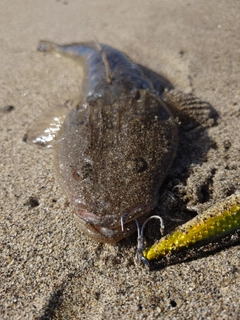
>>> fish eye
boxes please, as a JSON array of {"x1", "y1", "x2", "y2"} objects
[
  {"x1": 135, "y1": 157, "x2": 148, "y2": 173},
  {"x1": 71, "y1": 162, "x2": 93, "y2": 181},
  {"x1": 82, "y1": 162, "x2": 93, "y2": 179}
]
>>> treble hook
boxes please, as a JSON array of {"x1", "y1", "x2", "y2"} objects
[{"x1": 121, "y1": 213, "x2": 164, "y2": 267}]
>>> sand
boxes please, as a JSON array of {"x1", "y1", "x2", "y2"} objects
[{"x1": 0, "y1": 0, "x2": 239, "y2": 319}]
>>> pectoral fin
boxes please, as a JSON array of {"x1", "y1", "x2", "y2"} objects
[
  {"x1": 24, "y1": 103, "x2": 71, "y2": 147},
  {"x1": 163, "y1": 90, "x2": 218, "y2": 128}
]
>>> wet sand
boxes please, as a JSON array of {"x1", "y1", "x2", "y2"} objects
[{"x1": 0, "y1": 0, "x2": 239, "y2": 319}]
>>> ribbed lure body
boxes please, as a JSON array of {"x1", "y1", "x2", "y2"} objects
[{"x1": 144, "y1": 194, "x2": 240, "y2": 261}]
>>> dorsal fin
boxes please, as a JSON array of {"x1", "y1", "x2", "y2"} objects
[{"x1": 94, "y1": 40, "x2": 112, "y2": 84}]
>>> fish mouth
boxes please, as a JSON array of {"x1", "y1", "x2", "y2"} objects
[
  {"x1": 74, "y1": 207, "x2": 155, "y2": 243},
  {"x1": 75, "y1": 202, "x2": 156, "y2": 228},
  {"x1": 74, "y1": 211, "x2": 138, "y2": 243},
  {"x1": 74, "y1": 201, "x2": 157, "y2": 242},
  {"x1": 76, "y1": 209, "x2": 119, "y2": 228}
]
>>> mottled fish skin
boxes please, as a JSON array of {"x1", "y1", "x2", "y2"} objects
[
  {"x1": 28, "y1": 41, "x2": 179, "y2": 242},
  {"x1": 27, "y1": 41, "x2": 178, "y2": 242}
]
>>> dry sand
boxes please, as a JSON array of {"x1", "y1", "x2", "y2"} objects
[{"x1": 0, "y1": 0, "x2": 240, "y2": 319}]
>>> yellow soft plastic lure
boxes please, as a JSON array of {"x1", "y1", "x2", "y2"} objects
[{"x1": 143, "y1": 193, "x2": 240, "y2": 261}]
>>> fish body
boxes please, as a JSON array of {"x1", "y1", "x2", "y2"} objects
[{"x1": 28, "y1": 41, "x2": 178, "y2": 242}]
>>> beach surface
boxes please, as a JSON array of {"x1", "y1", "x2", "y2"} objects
[{"x1": 1, "y1": 0, "x2": 240, "y2": 319}]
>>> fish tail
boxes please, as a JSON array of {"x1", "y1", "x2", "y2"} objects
[
  {"x1": 37, "y1": 40, "x2": 101, "y2": 59},
  {"x1": 37, "y1": 40, "x2": 58, "y2": 53}
]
